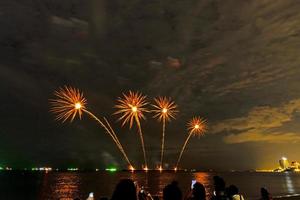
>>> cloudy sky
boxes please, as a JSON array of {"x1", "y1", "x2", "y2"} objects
[{"x1": 1, "y1": 0, "x2": 300, "y2": 170}]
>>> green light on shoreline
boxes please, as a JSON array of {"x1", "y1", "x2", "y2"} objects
[
  {"x1": 0, "y1": 167, "x2": 3, "y2": 170},
  {"x1": 67, "y1": 168, "x2": 79, "y2": 171},
  {"x1": 105, "y1": 168, "x2": 117, "y2": 172}
]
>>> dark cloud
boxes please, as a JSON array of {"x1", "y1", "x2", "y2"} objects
[
  {"x1": 1, "y1": 0, "x2": 300, "y2": 170},
  {"x1": 215, "y1": 99, "x2": 300, "y2": 144}
]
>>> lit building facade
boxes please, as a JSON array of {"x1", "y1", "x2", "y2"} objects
[
  {"x1": 290, "y1": 161, "x2": 300, "y2": 170},
  {"x1": 279, "y1": 157, "x2": 289, "y2": 169}
]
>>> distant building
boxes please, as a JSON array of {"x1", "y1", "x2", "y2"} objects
[
  {"x1": 290, "y1": 161, "x2": 300, "y2": 169},
  {"x1": 273, "y1": 157, "x2": 300, "y2": 172},
  {"x1": 279, "y1": 157, "x2": 289, "y2": 169}
]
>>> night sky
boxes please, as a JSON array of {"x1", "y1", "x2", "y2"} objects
[{"x1": 1, "y1": 0, "x2": 300, "y2": 170}]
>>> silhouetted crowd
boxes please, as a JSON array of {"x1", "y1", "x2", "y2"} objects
[{"x1": 76, "y1": 176, "x2": 273, "y2": 200}]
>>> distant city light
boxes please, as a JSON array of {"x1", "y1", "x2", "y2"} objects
[
  {"x1": 31, "y1": 167, "x2": 52, "y2": 171},
  {"x1": 105, "y1": 168, "x2": 117, "y2": 172},
  {"x1": 67, "y1": 168, "x2": 79, "y2": 171},
  {"x1": 0, "y1": 167, "x2": 3, "y2": 170},
  {"x1": 143, "y1": 166, "x2": 149, "y2": 171}
]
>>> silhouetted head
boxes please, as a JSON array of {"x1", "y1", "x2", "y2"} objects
[
  {"x1": 111, "y1": 179, "x2": 137, "y2": 200},
  {"x1": 153, "y1": 196, "x2": 160, "y2": 200},
  {"x1": 261, "y1": 188, "x2": 270, "y2": 199},
  {"x1": 213, "y1": 176, "x2": 226, "y2": 193},
  {"x1": 193, "y1": 182, "x2": 206, "y2": 200},
  {"x1": 163, "y1": 181, "x2": 182, "y2": 200},
  {"x1": 227, "y1": 185, "x2": 239, "y2": 197}
]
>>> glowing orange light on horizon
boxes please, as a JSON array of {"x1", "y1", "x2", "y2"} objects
[
  {"x1": 129, "y1": 165, "x2": 135, "y2": 171},
  {"x1": 50, "y1": 86, "x2": 87, "y2": 122},
  {"x1": 143, "y1": 166, "x2": 149, "y2": 171}
]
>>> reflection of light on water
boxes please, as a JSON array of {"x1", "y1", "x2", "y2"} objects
[
  {"x1": 285, "y1": 174, "x2": 295, "y2": 194},
  {"x1": 51, "y1": 173, "x2": 81, "y2": 200}
]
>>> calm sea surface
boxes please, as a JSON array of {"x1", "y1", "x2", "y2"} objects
[{"x1": 1, "y1": 171, "x2": 300, "y2": 200}]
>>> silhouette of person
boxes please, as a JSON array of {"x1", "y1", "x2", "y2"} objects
[
  {"x1": 111, "y1": 179, "x2": 137, "y2": 200},
  {"x1": 193, "y1": 182, "x2": 206, "y2": 200},
  {"x1": 163, "y1": 181, "x2": 182, "y2": 200},
  {"x1": 153, "y1": 196, "x2": 160, "y2": 200},
  {"x1": 227, "y1": 185, "x2": 244, "y2": 200},
  {"x1": 260, "y1": 188, "x2": 272, "y2": 200},
  {"x1": 211, "y1": 176, "x2": 227, "y2": 200},
  {"x1": 185, "y1": 182, "x2": 206, "y2": 200}
]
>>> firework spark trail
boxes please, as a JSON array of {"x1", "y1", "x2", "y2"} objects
[
  {"x1": 175, "y1": 117, "x2": 207, "y2": 169},
  {"x1": 50, "y1": 86, "x2": 133, "y2": 167},
  {"x1": 160, "y1": 118, "x2": 166, "y2": 168},
  {"x1": 135, "y1": 115, "x2": 148, "y2": 168},
  {"x1": 175, "y1": 130, "x2": 193, "y2": 168},
  {"x1": 103, "y1": 117, "x2": 122, "y2": 148},
  {"x1": 83, "y1": 110, "x2": 133, "y2": 165},
  {"x1": 152, "y1": 97, "x2": 178, "y2": 169},
  {"x1": 84, "y1": 110, "x2": 133, "y2": 167},
  {"x1": 103, "y1": 117, "x2": 133, "y2": 167},
  {"x1": 114, "y1": 91, "x2": 149, "y2": 169}
]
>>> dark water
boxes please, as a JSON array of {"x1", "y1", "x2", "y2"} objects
[{"x1": 1, "y1": 171, "x2": 300, "y2": 200}]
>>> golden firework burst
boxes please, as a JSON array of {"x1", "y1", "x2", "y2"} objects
[
  {"x1": 175, "y1": 116, "x2": 208, "y2": 168},
  {"x1": 152, "y1": 96, "x2": 178, "y2": 169},
  {"x1": 114, "y1": 91, "x2": 149, "y2": 168},
  {"x1": 152, "y1": 97, "x2": 178, "y2": 122},
  {"x1": 114, "y1": 91, "x2": 148, "y2": 128},
  {"x1": 50, "y1": 86, "x2": 87, "y2": 122},
  {"x1": 187, "y1": 117, "x2": 207, "y2": 136},
  {"x1": 50, "y1": 86, "x2": 134, "y2": 168}
]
